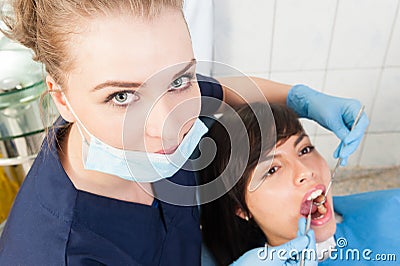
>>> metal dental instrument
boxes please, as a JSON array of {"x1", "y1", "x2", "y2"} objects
[
  {"x1": 314, "y1": 105, "x2": 365, "y2": 207},
  {"x1": 299, "y1": 203, "x2": 313, "y2": 266}
]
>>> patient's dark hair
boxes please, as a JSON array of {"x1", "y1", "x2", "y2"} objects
[{"x1": 199, "y1": 103, "x2": 304, "y2": 265}]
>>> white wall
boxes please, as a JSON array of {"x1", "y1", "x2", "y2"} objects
[{"x1": 212, "y1": 0, "x2": 400, "y2": 168}]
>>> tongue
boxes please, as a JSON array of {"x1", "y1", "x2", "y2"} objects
[{"x1": 300, "y1": 201, "x2": 318, "y2": 216}]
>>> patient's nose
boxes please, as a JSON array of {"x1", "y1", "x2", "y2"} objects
[{"x1": 294, "y1": 162, "x2": 314, "y2": 185}]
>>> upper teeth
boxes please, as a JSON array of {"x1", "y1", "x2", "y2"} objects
[{"x1": 307, "y1": 189, "x2": 323, "y2": 201}]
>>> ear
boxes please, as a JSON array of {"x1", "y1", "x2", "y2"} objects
[
  {"x1": 235, "y1": 207, "x2": 251, "y2": 221},
  {"x1": 46, "y1": 75, "x2": 75, "y2": 123}
]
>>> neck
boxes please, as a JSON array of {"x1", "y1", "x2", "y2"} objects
[
  {"x1": 316, "y1": 235, "x2": 336, "y2": 261},
  {"x1": 59, "y1": 123, "x2": 154, "y2": 205}
]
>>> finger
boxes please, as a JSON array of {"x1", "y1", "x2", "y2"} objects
[
  {"x1": 304, "y1": 230, "x2": 318, "y2": 265},
  {"x1": 339, "y1": 139, "x2": 360, "y2": 159},
  {"x1": 306, "y1": 230, "x2": 316, "y2": 249},
  {"x1": 342, "y1": 113, "x2": 369, "y2": 145},
  {"x1": 339, "y1": 142, "x2": 359, "y2": 162},
  {"x1": 343, "y1": 100, "x2": 362, "y2": 128},
  {"x1": 340, "y1": 157, "x2": 348, "y2": 166},
  {"x1": 304, "y1": 255, "x2": 318, "y2": 266},
  {"x1": 297, "y1": 217, "x2": 307, "y2": 236},
  {"x1": 333, "y1": 142, "x2": 343, "y2": 159},
  {"x1": 336, "y1": 113, "x2": 369, "y2": 161},
  {"x1": 332, "y1": 107, "x2": 367, "y2": 142},
  {"x1": 276, "y1": 236, "x2": 309, "y2": 260},
  {"x1": 334, "y1": 141, "x2": 350, "y2": 166},
  {"x1": 332, "y1": 121, "x2": 350, "y2": 141}
]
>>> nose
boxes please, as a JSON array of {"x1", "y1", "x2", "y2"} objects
[
  {"x1": 294, "y1": 160, "x2": 314, "y2": 186},
  {"x1": 145, "y1": 99, "x2": 180, "y2": 142}
]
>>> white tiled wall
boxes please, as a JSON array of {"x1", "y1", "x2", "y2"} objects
[
  {"x1": 328, "y1": 0, "x2": 398, "y2": 69},
  {"x1": 213, "y1": 0, "x2": 275, "y2": 75},
  {"x1": 271, "y1": 0, "x2": 337, "y2": 72},
  {"x1": 369, "y1": 68, "x2": 400, "y2": 132},
  {"x1": 386, "y1": 7, "x2": 400, "y2": 66},
  {"x1": 212, "y1": 0, "x2": 400, "y2": 168}
]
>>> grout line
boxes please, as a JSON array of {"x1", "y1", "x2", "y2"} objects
[
  {"x1": 321, "y1": 0, "x2": 340, "y2": 93},
  {"x1": 312, "y1": 0, "x2": 340, "y2": 141},
  {"x1": 267, "y1": 0, "x2": 278, "y2": 79},
  {"x1": 356, "y1": 0, "x2": 400, "y2": 164},
  {"x1": 381, "y1": 0, "x2": 400, "y2": 67}
]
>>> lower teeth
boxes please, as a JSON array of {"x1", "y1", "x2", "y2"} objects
[
  {"x1": 317, "y1": 204, "x2": 327, "y2": 214},
  {"x1": 313, "y1": 211, "x2": 325, "y2": 220},
  {"x1": 310, "y1": 204, "x2": 328, "y2": 220}
]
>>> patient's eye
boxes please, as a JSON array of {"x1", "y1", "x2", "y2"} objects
[
  {"x1": 266, "y1": 166, "x2": 280, "y2": 177},
  {"x1": 299, "y1": 146, "x2": 315, "y2": 156}
]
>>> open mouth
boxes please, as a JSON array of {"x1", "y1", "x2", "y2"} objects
[{"x1": 300, "y1": 185, "x2": 332, "y2": 226}]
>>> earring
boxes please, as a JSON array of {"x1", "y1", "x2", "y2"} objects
[{"x1": 245, "y1": 215, "x2": 249, "y2": 221}]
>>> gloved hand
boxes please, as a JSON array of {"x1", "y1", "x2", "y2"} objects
[
  {"x1": 286, "y1": 85, "x2": 369, "y2": 166},
  {"x1": 231, "y1": 218, "x2": 317, "y2": 266}
]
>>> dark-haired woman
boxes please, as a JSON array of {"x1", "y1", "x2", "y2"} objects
[{"x1": 201, "y1": 103, "x2": 399, "y2": 266}]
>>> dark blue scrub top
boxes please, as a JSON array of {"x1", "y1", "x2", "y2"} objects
[{"x1": 0, "y1": 74, "x2": 223, "y2": 266}]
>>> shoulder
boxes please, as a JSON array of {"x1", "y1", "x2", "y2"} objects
[
  {"x1": 197, "y1": 74, "x2": 223, "y2": 116},
  {"x1": 0, "y1": 118, "x2": 78, "y2": 264},
  {"x1": 334, "y1": 189, "x2": 400, "y2": 252},
  {"x1": 334, "y1": 188, "x2": 400, "y2": 213}
]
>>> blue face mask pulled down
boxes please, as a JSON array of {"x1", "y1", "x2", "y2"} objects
[{"x1": 65, "y1": 97, "x2": 208, "y2": 183}]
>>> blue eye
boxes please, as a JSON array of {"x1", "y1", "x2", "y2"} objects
[
  {"x1": 172, "y1": 78, "x2": 184, "y2": 88},
  {"x1": 168, "y1": 73, "x2": 194, "y2": 92},
  {"x1": 114, "y1": 92, "x2": 128, "y2": 103},
  {"x1": 106, "y1": 90, "x2": 140, "y2": 108}
]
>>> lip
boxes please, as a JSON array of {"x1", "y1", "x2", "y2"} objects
[
  {"x1": 155, "y1": 145, "x2": 179, "y2": 155},
  {"x1": 300, "y1": 184, "x2": 326, "y2": 211},
  {"x1": 299, "y1": 184, "x2": 333, "y2": 226},
  {"x1": 155, "y1": 129, "x2": 190, "y2": 155},
  {"x1": 311, "y1": 198, "x2": 332, "y2": 226}
]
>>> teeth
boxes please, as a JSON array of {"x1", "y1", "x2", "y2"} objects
[
  {"x1": 317, "y1": 205, "x2": 327, "y2": 214},
  {"x1": 307, "y1": 189, "x2": 323, "y2": 201},
  {"x1": 314, "y1": 194, "x2": 326, "y2": 204}
]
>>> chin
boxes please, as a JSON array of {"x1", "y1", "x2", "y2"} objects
[{"x1": 314, "y1": 221, "x2": 336, "y2": 243}]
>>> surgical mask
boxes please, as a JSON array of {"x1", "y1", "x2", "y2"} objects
[{"x1": 63, "y1": 96, "x2": 208, "y2": 183}]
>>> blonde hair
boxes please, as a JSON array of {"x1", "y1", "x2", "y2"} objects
[{"x1": 1, "y1": 0, "x2": 184, "y2": 86}]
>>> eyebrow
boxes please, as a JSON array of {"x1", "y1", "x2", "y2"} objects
[
  {"x1": 91, "y1": 58, "x2": 197, "y2": 91},
  {"x1": 263, "y1": 153, "x2": 280, "y2": 162},
  {"x1": 171, "y1": 58, "x2": 196, "y2": 81},
  {"x1": 261, "y1": 132, "x2": 308, "y2": 161},
  {"x1": 294, "y1": 132, "x2": 307, "y2": 147}
]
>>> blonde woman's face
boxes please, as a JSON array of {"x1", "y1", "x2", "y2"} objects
[
  {"x1": 245, "y1": 134, "x2": 336, "y2": 246},
  {"x1": 61, "y1": 9, "x2": 200, "y2": 153}
]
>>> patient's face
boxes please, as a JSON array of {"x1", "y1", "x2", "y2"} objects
[{"x1": 245, "y1": 133, "x2": 336, "y2": 246}]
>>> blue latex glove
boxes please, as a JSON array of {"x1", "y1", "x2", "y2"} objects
[
  {"x1": 231, "y1": 218, "x2": 317, "y2": 266},
  {"x1": 287, "y1": 85, "x2": 369, "y2": 166}
]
